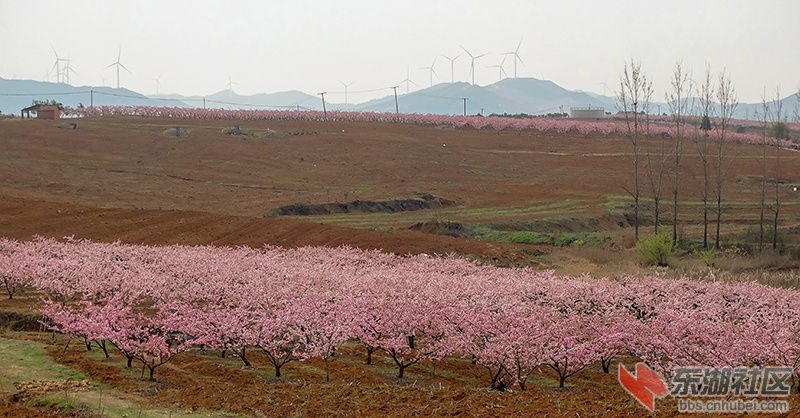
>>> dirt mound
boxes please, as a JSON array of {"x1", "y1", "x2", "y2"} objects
[
  {"x1": 221, "y1": 125, "x2": 284, "y2": 138},
  {"x1": 161, "y1": 126, "x2": 188, "y2": 138},
  {"x1": 0, "y1": 312, "x2": 45, "y2": 332},
  {"x1": 12, "y1": 380, "x2": 92, "y2": 402},
  {"x1": 269, "y1": 194, "x2": 455, "y2": 216},
  {"x1": 409, "y1": 220, "x2": 470, "y2": 238}
]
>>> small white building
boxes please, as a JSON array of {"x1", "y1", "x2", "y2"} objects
[{"x1": 570, "y1": 106, "x2": 605, "y2": 120}]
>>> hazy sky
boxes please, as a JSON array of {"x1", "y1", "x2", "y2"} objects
[{"x1": 1, "y1": 0, "x2": 798, "y2": 104}]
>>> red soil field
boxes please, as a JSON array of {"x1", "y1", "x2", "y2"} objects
[{"x1": 1, "y1": 116, "x2": 799, "y2": 417}]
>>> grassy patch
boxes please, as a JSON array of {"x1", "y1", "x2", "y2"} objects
[{"x1": 0, "y1": 335, "x2": 244, "y2": 417}]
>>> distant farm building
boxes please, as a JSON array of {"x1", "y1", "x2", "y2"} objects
[
  {"x1": 21, "y1": 103, "x2": 62, "y2": 120},
  {"x1": 570, "y1": 106, "x2": 605, "y2": 120}
]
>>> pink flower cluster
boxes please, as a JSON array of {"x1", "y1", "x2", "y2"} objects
[{"x1": 3, "y1": 236, "x2": 799, "y2": 388}]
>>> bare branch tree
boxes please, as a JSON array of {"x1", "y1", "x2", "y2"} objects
[
  {"x1": 757, "y1": 90, "x2": 770, "y2": 251},
  {"x1": 713, "y1": 70, "x2": 738, "y2": 249},
  {"x1": 694, "y1": 64, "x2": 715, "y2": 248},
  {"x1": 771, "y1": 86, "x2": 783, "y2": 250},
  {"x1": 616, "y1": 60, "x2": 652, "y2": 242},
  {"x1": 666, "y1": 61, "x2": 691, "y2": 244},
  {"x1": 645, "y1": 123, "x2": 670, "y2": 234},
  {"x1": 794, "y1": 87, "x2": 800, "y2": 123}
]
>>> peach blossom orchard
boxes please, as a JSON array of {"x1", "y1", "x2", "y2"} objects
[{"x1": 2, "y1": 237, "x2": 799, "y2": 390}]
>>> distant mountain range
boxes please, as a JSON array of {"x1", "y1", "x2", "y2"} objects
[
  {"x1": 0, "y1": 77, "x2": 185, "y2": 115},
  {"x1": 1, "y1": 76, "x2": 796, "y2": 121}
]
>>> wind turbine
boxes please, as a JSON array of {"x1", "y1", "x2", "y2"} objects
[
  {"x1": 419, "y1": 57, "x2": 438, "y2": 87},
  {"x1": 62, "y1": 56, "x2": 76, "y2": 85},
  {"x1": 461, "y1": 46, "x2": 488, "y2": 85},
  {"x1": 340, "y1": 81, "x2": 353, "y2": 105},
  {"x1": 225, "y1": 74, "x2": 239, "y2": 99},
  {"x1": 441, "y1": 54, "x2": 461, "y2": 83},
  {"x1": 502, "y1": 39, "x2": 524, "y2": 78},
  {"x1": 153, "y1": 75, "x2": 162, "y2": 95},
  {"x1": 489, "y1": 56, "x2": 508, "y2": 82},
  {"x1": 398, "y1": 68, "x2": 416, "y2": 94},
  {"x1": 51, "y1": 47, "x2": 68, "y2": 83},
  {"x1": 106, "y1": 48, "x2": 130, "y2": 89},
  {"x1": 599, "y1": 76, "x2": 610, "y2": 96}
]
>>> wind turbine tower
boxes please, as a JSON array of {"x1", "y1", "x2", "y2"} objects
[
  {"x1": 225, "y1": 74, "x2": 239, "y2": 100},
  {"x1": 51, "y1": 47, "x2": 68, "y2": 83},
  {"x1": 340, "y1": 81, "x2": 354, "y2": 105},
  {"x1": 62, "y1": 56, "x2": 76, "y2": 85},
  {"x1": 106, "y1": 48, "x2": 130, "y2": 89},
  {"x1": 441, "y1": 54, "x2": 461, "y2": 83},
  {"x1": 153, "y1": 75, "x2": 162, "y2": 95},
  {"x1": 420, "y1": 57, "x2": 438, "y2": 87},
  {"x1": 461, "y1": 46, "x2": 488, "y2": 85},
  {"x1": 502, "y1": 39, "x2": 524, "y2": 78},
  {"x1": 489, "y1": 56, "x2": 508, "y2": 82},
  {"x1": 398, "y1": 68, "x2": 416, "y2": 94}
]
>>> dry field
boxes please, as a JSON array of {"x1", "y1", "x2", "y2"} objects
[{"x1": 1, "y1": 116, "x2": 800, "y2": 417}]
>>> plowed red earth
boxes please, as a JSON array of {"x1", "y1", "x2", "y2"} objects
[{"x1": 2, "y1": 117, "x2": 799, "y2": 417}]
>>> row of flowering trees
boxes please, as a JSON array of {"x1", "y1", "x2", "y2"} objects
[
  {"x1": 2, "y1": 236, "x2": 799, "y2": 389},
  {"x1": 64, "y1": 105, "x2": 797, "y2": 149}
]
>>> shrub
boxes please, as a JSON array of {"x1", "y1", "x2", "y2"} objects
[
  {"x1": 696, "y1": 249, "x2": 717, "y2": 267},
  {"x1": 636, "y1": 233, "x2": 675, "y2": 267},
  {"x1": 509, "y1": 231, "x2": 551, "y2": 245}
]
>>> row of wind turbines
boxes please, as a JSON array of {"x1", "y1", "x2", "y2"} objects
[
  {"x1": 50, "y1": 47, "x2": 132, "y2": 90},
  {"x1": 44, "y1": 40, "x2": 528, "y2": 102},
  {"x1": 399, "y1": 41, "x2": 525, "y2": 93}
]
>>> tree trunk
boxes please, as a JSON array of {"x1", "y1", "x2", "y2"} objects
[
  {"x1": 365, "y1": 345, "x2": 377, "y2": 365},
  {"x1": 703, "y1": 205, "x2": 708, "y2": 249},
  {"x1": 237, "y1": 346, "x2": 251, "y2": 367},
  {"x1": 95, "y1": 340, "x2": 110, "y2": 358}
]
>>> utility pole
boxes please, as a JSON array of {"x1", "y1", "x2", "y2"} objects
[
  {"x1": 203, "y1": 98, "x2": 206, "y2": 110},
  {"x1": 392, "y1": 86, "x2": 399, "y2": 114},
  {"x1": 318, "y1": 92, "x2": 327, "y2": 120},
  {"x1": 461, "y1": 97, "x2": 468, "y2": 116}
]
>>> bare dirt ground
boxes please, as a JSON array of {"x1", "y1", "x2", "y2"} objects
[{"x1": 1, "y1": 116, "x2": 800, "y2": 417}]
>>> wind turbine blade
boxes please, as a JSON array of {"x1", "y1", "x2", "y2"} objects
[
  {"x1": 105, "y1": 62, "x2": 116, "y2": 69},
  {"x1": 119, "y1": 62, "x2": 131, "y2": 73},
  {"x1": 476, "y1": 53, "x2": 489, "y2": 59},
  {"x1": 51, "y1": 46, "x2": 59, "y2": 59},
  {"x1": 460, "y1": 46, "x2": 474, "y2": 59},
  {"x1": 515, "y1": 39, "x2": 522, "y2": 53}
]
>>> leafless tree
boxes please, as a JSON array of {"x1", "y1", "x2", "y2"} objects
[
  {"x1": 795, "y1": 88, "x2": 800, "y2": 123},
  {"x1": 756, "y1": 91, "x2": 770, "y2": 251},
  {"x1": 616, "y1": 60, "x2": 653, "y2": 241},
  {"x1": 666, "y1": 61, "x2": 691, "y2": 244},
  {"x1": 771, "y1": 86, "x2": 784, "y2": 250},
  {"x1": 693, "y1": 65, "x2": 715, "y2": 248},
  {"x1": 712, "y1": 71, "x2": 738, "y2": 249},
  {"x1": 645, "y1": 121, "x2": 670, "y2": 234}
]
